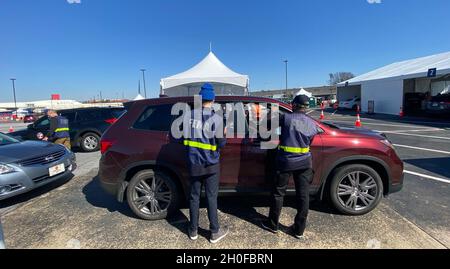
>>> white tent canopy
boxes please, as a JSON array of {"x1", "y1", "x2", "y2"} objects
[
  {"x1": 134, "y1": 94, "x2": 145, "y2": 100},
  {"x1": 160, "y1": 52, "x2": 249, "y2": 97},
  {"x1": 296, "y1": 88, "x2": 312, "y2": 98}
]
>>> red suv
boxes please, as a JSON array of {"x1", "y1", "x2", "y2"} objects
[{"x1": 99, "y1": 96, "x2": 403, "y2": 220}]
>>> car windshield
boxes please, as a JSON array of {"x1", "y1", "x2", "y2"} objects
[
  {"x1": 0, "y1": 133, "x2": 20, "y2": 146},
  {"x1": 431, "y1": 94, "x2": 450, "y2": 102}
]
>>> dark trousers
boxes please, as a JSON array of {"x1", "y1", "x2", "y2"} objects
[
  {"x1": 189, "y1": 173, "x2": 220, "y2": 234},
  {"x1": 268, "y1": 168, "x2": 313, "y2": 235}
]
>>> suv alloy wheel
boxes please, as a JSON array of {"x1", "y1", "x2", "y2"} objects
[
  {"x1": 126, "y1": 169, "x2": 179, "y2": 220},
  {"x1": 329, "y1": 164, "x2": 383, "y2": 215},
  {"x1": 80, "y1": 132, "x2": 100, "y2": 152}
]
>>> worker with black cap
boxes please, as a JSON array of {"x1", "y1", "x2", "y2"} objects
[
  {"x1": 184, "y1": 83, "x2": 229, "y2": 244},
  {"x1": 261, "y1": 94, "x2": 318, "y2": 239}
]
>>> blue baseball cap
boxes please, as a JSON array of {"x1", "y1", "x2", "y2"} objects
[{"x1": 199, "y1": 83, "x2": 215, "y2": 101}]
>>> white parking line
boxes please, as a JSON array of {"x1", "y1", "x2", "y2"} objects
[
  {"x1": 321, "y1": 115, "x2": 450, "y2": 126},
  {"x1": 404, "y1": 170, "x2": 450, "y2": 184},
  {"x1": 329, "y1": 120, "x2": 431, "y2": 128},
  {"x1": 306, "y1": 110, "x2": 314, "y2": 115},
  {"x1": 393, "y1": 144, "x2": 450, "y2": 155},
  {"x1": 387, "y1": 132, "x2": 450, "y2": 141},
  {"x1": 380, "y1": 128, "x2": 443, "y2": 134}
]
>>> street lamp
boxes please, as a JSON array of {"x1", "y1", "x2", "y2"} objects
[
  {"x1": 283, "y1": 60, "x2": 288, "y2": 95},
  {"x1": 283, "y1": 59, "x2": 288, "y2": 96},
  {"x1": 140, "y1": 69, "x2": 147, "y2": 98},
  {"x1": 10, "y1": 78, "x2": 17, "y2": 110}
]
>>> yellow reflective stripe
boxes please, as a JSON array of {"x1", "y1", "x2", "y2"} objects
[
  {"x1": 55, "y1": 128, "x2": 69, "y2": 132},
  {"x1": 278, "y1": 145, "x2": 310, "y2": 154},
  {"x1": 184, "y1": 140, "x2": 217, "y2": 151}
]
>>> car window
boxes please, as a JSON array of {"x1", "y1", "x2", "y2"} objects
[
  {"x1": 431, "y1": 94, "x2": 450, "y2": 102},
  {"x1": 60, "y1": 112, "x2": 76, "y2": 122},
  {"x1": 218, "y1": 102, "x2": 248, "y2": 138},
  {"x1": 355, "y1": 98, "x2": 361, "y2": 102},
  {"x1": 76, "y1": 110, "x2": 104, "y2": 122},
  {"x1": 35, "y1": 117, "x2": 50, "y2": 127},
  {"x1": 133, "y1": 105, "x2": 173, "y2": 131},
  {"x1": 110, "y1": 109, "x2": 126, "y2": 119},
  {"x1": 0, "y1": 133, "x2": 19, "y2": 146}
]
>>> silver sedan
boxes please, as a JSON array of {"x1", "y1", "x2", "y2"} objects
[{"x1": 0, "y1": 132, "x2": 76, "y2": 200}]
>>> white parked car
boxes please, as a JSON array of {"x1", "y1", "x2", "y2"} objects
[{"x1": 339, "y1": 97, "x2": 361, "y2": 110}]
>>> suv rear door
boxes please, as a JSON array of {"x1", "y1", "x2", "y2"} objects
[{"x1": 216, "y1": 102, "x2": 248, "y2": 189}]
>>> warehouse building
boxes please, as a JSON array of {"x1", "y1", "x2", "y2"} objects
[{"x1": 337, "y1": 51, "x2": 450, "y2": 115}]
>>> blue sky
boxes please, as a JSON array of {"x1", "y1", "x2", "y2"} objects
[{"x1": 1, "y1": 0, "x2": 450, "y2": 101}]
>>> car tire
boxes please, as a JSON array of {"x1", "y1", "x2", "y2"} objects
[
  {"x1": 79, "y1": 132, "x2": 100, "y2": 152},
  {"x1": 126, "y1": 169, "x2": 179, "y2": 220},
  {"x1": 329, "y1": 164, "x2": 383, "y2": 216}
]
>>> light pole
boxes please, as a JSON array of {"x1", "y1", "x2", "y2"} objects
[
  {"x1": 10, "y1": 78, "x2": 17, "y2": 110},
  {"x1": 141, "y1": 69, "x2": 147, "y2": 98},
  {"x1": 283, "y1": 60, "x2": 288, "y2": 93}
]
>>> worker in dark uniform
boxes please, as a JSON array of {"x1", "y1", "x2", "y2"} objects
[
  {"x1": 43, "y1": 110, "x2": 71, "y2": 150},
  {"x1": 184, "y1": 83, "x2": 228, "y2": 244},
  {"x1": 261, "y1": 95, "x2": 318, "y2": 239}
]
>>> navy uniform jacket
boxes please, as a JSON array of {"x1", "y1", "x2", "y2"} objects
[
  {"x1": 276, "y1": 112, "x2": 318, "y2": 172},
  {"x1": 184, "y1": 108, "x2": 226, "y2": 177},
  {"x1": 47, "y1": 116, "x2": 70, "y2": 140}
]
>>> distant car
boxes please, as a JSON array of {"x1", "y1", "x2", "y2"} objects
[
  {"x1": 0, "y1": 132, "x2": 76, "y2": 201},
  {"x1": 23, "y1": 115, "x2": 37, "y2": 123},
  {"x1": 339, "y1": 97, "x2": 361, "y2": 110},
  {"x1": 426, "y1": 94, "x2": 450, "y2": 116},
  {"x1": 10, "y1": 107, "x2": 126, "y2": 152},
  {"x1": 328, "y1": 99, "x2": 337, "y2": 107}
]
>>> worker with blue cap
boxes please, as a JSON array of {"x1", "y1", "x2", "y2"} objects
[{"x1": 184, "y1": 83, "x2": 229, "y2": 244}]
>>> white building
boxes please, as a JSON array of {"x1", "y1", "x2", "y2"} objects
[
  {"x1": 160, "y1": 51, "x2": 249, "y2": 97},
  {"x1": 0, "y1": 99, "x2": 123, "y2": 112},
  {"x1": 337, "y1": 51, "x2": 450, "y2": 115}
]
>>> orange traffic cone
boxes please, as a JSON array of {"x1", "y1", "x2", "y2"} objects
[
  {"x1": 355, "y1": 114, "x2": 362, "y2": 127},
  {"x1": 320, "y1": 110, "x2": 325, "y2": 120},
  {"x1": 399, "y1": 107, "x2": 404, "y2": 118},
  {"x1": 8, "y1": 126, "x2": 14, "y2": 133}
]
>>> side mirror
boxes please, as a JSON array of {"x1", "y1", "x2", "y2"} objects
[{"x1": 317, "y1": 127, "x2": 325, "y2": 134}]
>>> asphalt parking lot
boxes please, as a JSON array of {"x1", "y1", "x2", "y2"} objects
[{"x1": 1, "y1": 111, "x2": 449, "y2": 249}]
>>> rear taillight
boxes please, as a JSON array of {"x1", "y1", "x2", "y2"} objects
[
  {"x1": 105, "y1": 118, "x2": 118, "y2": 124},
  {"x1": 100, "y1": 139, "x2": 115, "y2": 154}
]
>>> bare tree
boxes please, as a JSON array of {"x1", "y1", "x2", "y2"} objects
[{"x1": 328, "y1": 72, "x2": 355, "y2": 85}]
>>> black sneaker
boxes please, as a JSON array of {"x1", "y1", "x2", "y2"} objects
[
  {"x1": 261, "y1": 220, "x2": 279, "y2": 234},
  {"x1": 290, "y1": 225, "x2": 305, "y2": 240},
  {"x1": 188, "y1": 228, "x2": 198, "y2": 241},
  {"x1": 210, "y1": 227, "x2": 229, "y2": 244}
]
